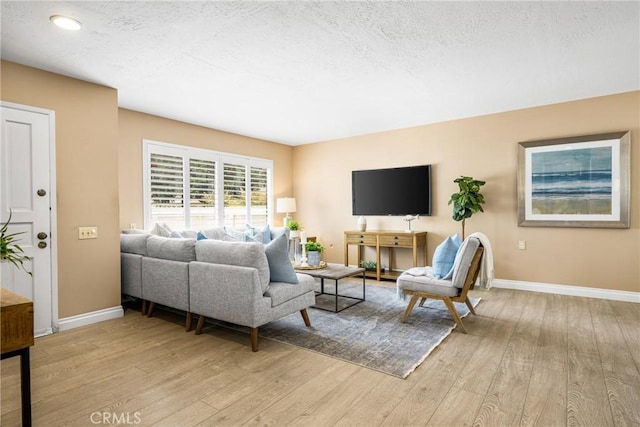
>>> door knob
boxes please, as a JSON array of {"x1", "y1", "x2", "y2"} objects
[
  {"x1": 37, "y1": 232, "x2": 48, "y2": 240},
  {"x1": 37, "y1": 189, "x2": 47, "y2": 197},
  {"x1": 38, "y1": 241, "x2": 47, "y2": 249}
]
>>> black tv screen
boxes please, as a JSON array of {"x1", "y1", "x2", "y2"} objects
[{"x1": 352, "y1": 165, "x2": 432, "y2": 216}]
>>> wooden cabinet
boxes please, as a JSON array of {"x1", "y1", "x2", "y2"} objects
[
  {"x1": 1, "y1": 287, "x2": 34, "y2": 426},
  {"x1": 344, "y1": 230, "x2": 427, "y2": 280}
]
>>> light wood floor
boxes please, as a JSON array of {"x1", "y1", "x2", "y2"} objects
[{"x1": 2, "y1": 284, "x2": 639, "y2": 426}]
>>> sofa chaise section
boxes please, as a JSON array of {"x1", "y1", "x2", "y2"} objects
[{"x1": 189, "y1": 239, "x2": 315, "y2": 351}]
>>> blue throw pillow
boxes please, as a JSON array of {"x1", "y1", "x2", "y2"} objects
[
  {"x1": 245, "y1": 224, "x2": 271, "y2": 244},
  {"x1": 432, "y1": 235, "x2": 462, "y2": 279},
  {"x1": 264, "y1": 234, "x2": 298, "y2": 284},
  {"x1": 196, "y1": 231, "x2": 208, "y2": 241}
]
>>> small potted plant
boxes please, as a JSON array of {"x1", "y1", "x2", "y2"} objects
[
  {"x1": 1, "y1": 210, "x2": 32, "y2": 276},
  {"x1": 304, "y1": 241, "x2": 324, "y2": 266},
  {"x1": 360, "y1": 260, "x2": 377, "y2": 272},
  {"x1": 287, "y1": 220, "x2": 300, "y2": 238}
]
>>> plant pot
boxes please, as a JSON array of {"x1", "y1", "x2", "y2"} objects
[
  {"x1": 289, "y1": 230, "x2": 299, "y2": 239},
  {"x1": 307, "y1": 251, "x2": 321, "y2": 266}
]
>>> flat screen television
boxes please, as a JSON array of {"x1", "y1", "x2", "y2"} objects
[{"x1": 352, "y1": 165, "x2": 432, "y2": 216}]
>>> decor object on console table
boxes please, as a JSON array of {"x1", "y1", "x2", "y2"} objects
[
  {"x1": 357, "y1": 215, "x2": 367, "y2": 231},
  {"x1": 344, "y1": 230, "x2": 427, "y2": 281},
  {"x1": 448, "y1": 176, "x2": 486, "y2": 239},
  {"x1": 402, "y1": 214, "x2": 420, "y2": 232},
  {"x1": 276, "y1": 197, "x2": 297, "y2": 227}
]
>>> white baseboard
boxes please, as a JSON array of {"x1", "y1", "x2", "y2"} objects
[
  {"x1": 57, "y1": 305, "x2": 124, "y2": 332},
  {"x1": 491, "y1": 279, "x2": 640, "y2": 303}
]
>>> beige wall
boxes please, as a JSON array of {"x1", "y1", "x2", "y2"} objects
[
  {"x1": 293, "y1": 92, "x2": 640, "y2": 293},
  {"x1": 118, "y1": 109, "x2": 294, "y2": 230},
  {"x1": 1, "y1": 61, "x2": 121, "y2": 317}
]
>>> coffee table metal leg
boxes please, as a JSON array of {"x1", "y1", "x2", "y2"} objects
[{"x1": 335, "y1": 279, "x2": 339, "y2": 312}]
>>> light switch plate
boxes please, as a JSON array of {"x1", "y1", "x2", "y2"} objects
[{"x1": 79, "y1": 226, "x2": 98, "y2": 240}]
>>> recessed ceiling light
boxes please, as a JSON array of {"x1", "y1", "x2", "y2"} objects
[{"x1": 50, "y1": 15, "x2": 82, "y2": 31}]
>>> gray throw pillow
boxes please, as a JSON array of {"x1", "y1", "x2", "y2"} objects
[{"x1": 264, "y1": 234, "x2": 298, "y2": 284}]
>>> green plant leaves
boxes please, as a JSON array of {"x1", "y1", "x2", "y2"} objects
[
  {"x1": 1, "y1": 210, "x2": 33, "y2": 276},
  {"x1": 448, "y1": 176, "x2": 486, "y2": 223}
]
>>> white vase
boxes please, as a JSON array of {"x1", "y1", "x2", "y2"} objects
[
  {"x1": 357, "y1": 216, "x2": 367, "y2": 231},
  {"x1": 289, "y1": 230, "x2": 299, "y2": 238}
]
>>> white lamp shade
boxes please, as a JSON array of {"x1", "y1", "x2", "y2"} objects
[{"x1": 276, "y1": 197, "x2": 297, "y2": 213}]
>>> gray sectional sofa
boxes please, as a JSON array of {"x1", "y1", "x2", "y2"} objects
[{"x1": 120, "y1": 228, "x2": 316, "y2": 351}]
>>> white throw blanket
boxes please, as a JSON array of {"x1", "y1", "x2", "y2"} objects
[{"x1": 468, "y1": 232, "x2": 495, "y2": 289}]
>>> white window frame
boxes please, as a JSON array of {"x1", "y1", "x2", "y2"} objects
[{"x1": 143, "y1": 139, "x2": 273, "y2": 230}]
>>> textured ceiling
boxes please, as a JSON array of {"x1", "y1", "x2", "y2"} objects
[{"x1": 1, "y1": 1, "x2": 639, "y2": 145}]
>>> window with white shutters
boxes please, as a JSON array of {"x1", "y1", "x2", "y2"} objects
[
  {"x1": 149, "y1": 153, "x2": 185, "y2": 230},
  {"x1": 143, "y1": 140, "x2": 273, "y2": 230}
]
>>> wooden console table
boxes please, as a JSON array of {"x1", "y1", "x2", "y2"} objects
[
  {"x1": 344, "y1": 230, "x2": 427, "y2": 281},
  {"x1": 1, "y1": 287, "x2": 34, "y2": 427}
]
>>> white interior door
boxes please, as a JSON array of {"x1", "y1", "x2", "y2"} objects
[{"x1": 1, "y1": 103, "x2": 56, "y2": 337}]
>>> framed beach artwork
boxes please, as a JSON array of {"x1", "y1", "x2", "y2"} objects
[{"x1": 517, "y1": 131, "x2": 630, "y2": 228}]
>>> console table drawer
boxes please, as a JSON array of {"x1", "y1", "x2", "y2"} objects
[
  {"x1": 345, "y1": 234, "x2": 377, "y2": 245},
  {"x1": 379, "y1": 235, "x2": 413, "y2": 247}
]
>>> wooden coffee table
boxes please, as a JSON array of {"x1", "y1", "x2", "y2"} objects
[{"x1": 295, "y1": 263, "x2": 365, "y2": 312}]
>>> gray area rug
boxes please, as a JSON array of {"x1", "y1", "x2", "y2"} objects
[{"x1": 247, "y1": 281, "x2": 479, "y2": 378}]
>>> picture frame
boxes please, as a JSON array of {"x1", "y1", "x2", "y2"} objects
[{"x1": 517, "y1": 131, "x2": 630, "y2": 228}]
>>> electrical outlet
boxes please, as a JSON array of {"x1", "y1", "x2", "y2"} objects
[
  {"x1": 518, "y1": 240, "x2": 526, "y2": 250},
  {"x1": 79, "y1": 226, "x2": 98, "y2": 240}
]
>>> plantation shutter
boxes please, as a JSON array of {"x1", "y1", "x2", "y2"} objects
[
  {"x1": 149, "y1": 153, "x2": 185, "y2": 230},
  {"x1": 223, "y1": 162, "x2": 247, "y2": 228},
  {"x1": 189, "y1": 158, "x2": 216, "y2": 230},
  {"x1": 144, "y1": 140, "x2": 273, "y2": 230},
  {"x1": 250, "y1": 166, "x2": 269, "y2": 226}
]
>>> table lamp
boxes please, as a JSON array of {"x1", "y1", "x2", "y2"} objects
[{"x1": 276, "y1": 197, "x2": 297, "y2": 227}]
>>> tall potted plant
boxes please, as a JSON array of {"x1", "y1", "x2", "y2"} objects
[
  {"x1": 448, "y1": 176, "x2": 486, "y2": 239},
  {"x1": 1, "y1": 210, "x2": 32, "y2": 276}
]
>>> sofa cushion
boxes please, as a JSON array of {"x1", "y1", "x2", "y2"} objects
[
  {"x1": 195, "y1": 240, "x2": 270, "y2": 293},
  {"x1": 265, "y1": 273, "x2": 315, "y2": 306},
  {"x1": 269, "y1": 226, "x2": 290, "y2": 241},
  {"x1": 120, "y1": 234, "x2": 150, "y2": 256},
  {"x1": 146, "y1": 235, "x2": 196, "y2": 262},
  {"x1": 432, "y1": 235, "x2": 462, "y2": 279},
  {"x1": 264, "y1": 234, "x2": 298, "y2": 284},
  {"x1": 396, "y1": 267, "x2": 459, "y2": 297},
  {"x1": 451, "y1": 237, "x2": 481, "y2": 289}
]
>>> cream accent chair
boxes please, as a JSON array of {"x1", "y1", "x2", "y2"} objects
[{"x1": 396, "y1": 236, "x2": 483, "y2": 333}]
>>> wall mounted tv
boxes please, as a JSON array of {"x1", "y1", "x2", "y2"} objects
[{"x1": 352, "y1": 165, "x2": 432, "y2": 216}]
